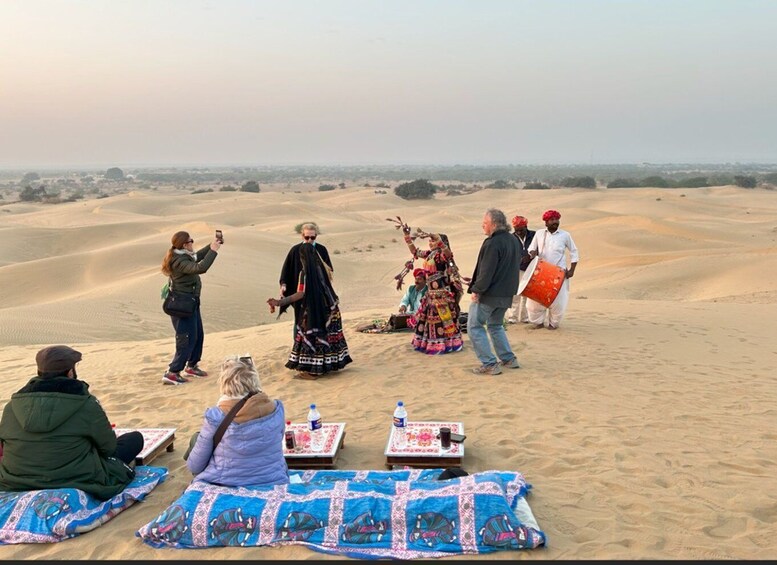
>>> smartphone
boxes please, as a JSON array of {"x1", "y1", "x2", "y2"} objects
[
  {"x1": 215, "y1": 229, "x2": 224, "y2": 243},
  {"x1": 450, "y1": 433, "x2": 466, "y2": 443}
]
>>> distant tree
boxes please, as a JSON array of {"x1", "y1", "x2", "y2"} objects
[
  {"x1": 19, "y1": 184, "x2": 47, "y2": 202},
  {"x1": 394, "y1": 179, "x2": 438, "y2": 200},
  {"x1": 240, "y1": 181, "x2": 261, "y2": 192},
  {"x1": 560, "y1": 176, "x2": 596, "y2": 188},
  {"x1": 641, "y1": 176, "x2": 673, "y2": 188},
  {"x1": 485, "y1": 179, "x2": 513, "y2": 189},
  {"x1": 523, "y1": 181, "x2": 551, "y2": 190},
  {"x1": 219, "y1": 185, "x2": 237, "y2": 192},
  {"x1": 105, "y1": 167, "x2": 124, "y2": 180},
  {"x1": 675, "y1": 177, "x2": 708, "y2": 188},
  {"x1": 22, "y1": 172, "x2": 40, "y2": 183},
  {"x1": 318, "y1": 184, "x2": 336, "y2": 191},
  {"x1": 763, "y1": 172, "x2": 777, "y2": 184},
  {"x1": 607, "y1": 178, "x2": 641, "y2": 188},
  {"x1": 733, "y1": 175, "x2": 757, "y2": 188},
  {"x1": 80, "y1": 175, "x2": 94, "y2": 184},
  {"x1": 338, "y1": 182, "x2": 346, "y2": 189},
  {"x1": 191, "y1": 188, "x2": 214, "y2": 194}
]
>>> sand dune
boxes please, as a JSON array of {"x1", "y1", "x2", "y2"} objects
[{"x1": 1, "y1": 185, "x2": 776, "y2": 559}]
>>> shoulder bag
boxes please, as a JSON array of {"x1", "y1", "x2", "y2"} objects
[
  {"x1": 183, "y1": 391, "x2": 257, "y2": 461},
  {"x1": 162, "y1": 279, "x2": 197, "y2": 318}
]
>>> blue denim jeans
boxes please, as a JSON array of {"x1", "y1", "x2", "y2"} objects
[
  {"x1": 168, "y1": 305, "x2": 204, "y2": 373},
  {"x1": 467, "y1": 301, "x2": 515, "y2": 366}
]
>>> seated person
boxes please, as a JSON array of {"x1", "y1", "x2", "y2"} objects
[
  {"x1": 186, "y1": 355, "x2": 289, "y2": 487},
  {"x1": 398, "y1": 268, "x2": 428, "y2": 315},
  {"x1": 0, "y1": 345, "x2": 143, "y2": 501}
]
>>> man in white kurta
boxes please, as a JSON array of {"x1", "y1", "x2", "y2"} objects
[{"x1": 526, "y1": 209, "x2": 579, "y2": 329}]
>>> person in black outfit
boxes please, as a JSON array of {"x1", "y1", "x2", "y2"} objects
[{"x1": 278, "y1": 223, "x2": 332, "y2": 325}]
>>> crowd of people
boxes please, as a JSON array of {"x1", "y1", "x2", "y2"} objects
[{"x1": 0, "y1": 206, "x2": 579, "y2": 495}]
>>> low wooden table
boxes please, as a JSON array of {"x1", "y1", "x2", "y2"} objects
[
  {"x1": 283, "y1": 422, "x2": 346, "y2": 469},
  {"x1": 113, "y1": 428, "x2": 176, "y2": 466},
  {"x1": 384, "y1": 422, "x2": 464, "y2": 469}
]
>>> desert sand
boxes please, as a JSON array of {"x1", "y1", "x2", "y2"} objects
[{"x1": 1, "y1": 185, "x2": 776, "y2": 560}]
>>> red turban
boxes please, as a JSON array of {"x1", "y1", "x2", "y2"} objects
[
  {"x1": 542, "y1": 209, "x2": 561, "y2": 222},
  {"x1": 511, "y1": 215, "x2": 528, "y2": 228},
  {"x1": 413, "y1": 268, "x2": 426, "y2": 278}
]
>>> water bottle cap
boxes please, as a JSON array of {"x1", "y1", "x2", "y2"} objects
[
  {"x1": 397, "y1": 401, "x2": 403, "y2": 406},
  {"x1": 310, "y1": 404, "x2": 316, "y2": 409},
  {"x1": 286, "y1": 420, "x2": 291, "y2": 425}
]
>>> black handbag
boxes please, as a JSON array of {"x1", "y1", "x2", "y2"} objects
[{"x1": 162, "y1": 281, "x2": 197, "y2": 318}]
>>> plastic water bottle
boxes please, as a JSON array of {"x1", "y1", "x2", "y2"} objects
[
  {"x1": 393, "y1": 401, "x2": 408, "y2": 448},
  {"x1": 307, "y1": 404, "x2": 323, "y2": 452}
]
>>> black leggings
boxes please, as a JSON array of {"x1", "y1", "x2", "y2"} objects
[{"x1": 114, "y1": 431, "x2": 144, "y2": 464}]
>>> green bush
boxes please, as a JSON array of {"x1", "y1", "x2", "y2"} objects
[
  {"x1": 219, "y1": 185, "x2": 237, "y2": 192},
  {"x1": 560, "y1": 176, "x2": 596, "y2": 188},
  {"x1": 641, "y1": 176, "x2": 673, "y2": 188},
  {"x1": 485, "y1": 179, "x2": 514, "y2": 189},
  {"x1": 394, "y1": 179, "x2": 438, "y2": 200},
  {"x1": 734, "y1": 175, "x2": 757, "y2": 188},
  {"x1": 240, "y1": 181, "x2": 260, "y2": 192},
  {"x1": 191, "y1": 188, "x2": 214, "y2": 194},
  {"x1": 318, "y1": 184, "x2": 336, "y2": 191},
  {"x1": 762, "y1": 172, "x2": 777, "y2": 184},
  {"x1": 524, "y1": 181, "x2": 551, "y2": 190},
  {"x1": 607, "y1": 178, "x2": 641, "y2": 188},
  {"x1": 675, "y1": 177, "x2": 708, "y2": 188}
]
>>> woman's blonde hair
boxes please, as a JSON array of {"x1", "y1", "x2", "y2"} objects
[
  {"x1": 161, "y1": 231, "x2": 191, "y2": 276},
  {"x1": 218, "y1": 355, "x2": 262, "y2": 397}
]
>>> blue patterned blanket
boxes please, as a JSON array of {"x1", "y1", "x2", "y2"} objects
[
  {"x1": 0, "y1": 466, "x2": 168, "y2": 544},
  {"x1": 136, "y1": 468, "x2": 546, "y2": 559}
]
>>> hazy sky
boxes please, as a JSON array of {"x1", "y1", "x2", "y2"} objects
[{"x1": 1, "y1": 0, "x2": 776, "y2": 168}]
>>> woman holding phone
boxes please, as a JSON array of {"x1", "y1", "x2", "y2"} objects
[{"x1": 160, "y1": 230, "x2": 221, "y2": 385}]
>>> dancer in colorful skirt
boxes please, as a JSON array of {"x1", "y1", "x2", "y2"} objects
[{"x1": 392, "y1": 218, "x2": 464, "y2": 355}]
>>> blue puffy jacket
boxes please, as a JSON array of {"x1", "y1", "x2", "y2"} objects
[{"x1": 186, "y1": 397, "x2": 289, "y2": 487}]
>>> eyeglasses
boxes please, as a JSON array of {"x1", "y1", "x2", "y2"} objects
[
  {"x1": 303, "y1": 235, "x2": 317, "y2": 241},
  {"x1": 186, "y1": 239, "x2": 194, "y2": 243}
]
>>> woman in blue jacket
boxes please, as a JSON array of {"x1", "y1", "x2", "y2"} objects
[{"x1": 185, "y1": 356, "x2": 289, "y2": 487}]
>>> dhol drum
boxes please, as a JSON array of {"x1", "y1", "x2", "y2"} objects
[{"x1": 517, "y1": 257, "x2": 566, "y2": 308}]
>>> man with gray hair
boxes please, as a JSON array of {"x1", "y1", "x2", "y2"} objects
[{"x1": 466, "y1": 209, "x2": 523, "y2": 375}]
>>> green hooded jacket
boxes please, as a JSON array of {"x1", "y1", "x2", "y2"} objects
[{"x1": 0, "y1": 376, "x2": 134, "y2": 500}]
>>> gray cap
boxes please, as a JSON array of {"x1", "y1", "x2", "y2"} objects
[{"x1": 35, "y1": 345, "x2": 82, "y2": 374}]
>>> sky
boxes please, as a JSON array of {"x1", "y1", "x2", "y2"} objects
[{"x1": 1, "y1": 0, "x2": 776, "y2": 168}]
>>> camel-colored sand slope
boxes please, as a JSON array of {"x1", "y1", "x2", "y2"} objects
[{"x1": 1, "y1": 185, "x2": 776, "y2": 560}]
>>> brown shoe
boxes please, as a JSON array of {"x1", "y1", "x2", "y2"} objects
[
  {"x1": 293, "y1": 372, "x2": 319, "y2": 380},
  {"x1": 529, "y1": 324, "x2": 545, "y2": 330}
]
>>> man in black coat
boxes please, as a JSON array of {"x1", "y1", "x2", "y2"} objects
[
  {"x1": 278, "y1": 223, "x2": 333, "y2": 323},
  {"x1": 466, "y1": 209, "x2": 523, "y2": 375},
  {"x1": 506, "y1": 215, "x2": 536, "y2": 324}
]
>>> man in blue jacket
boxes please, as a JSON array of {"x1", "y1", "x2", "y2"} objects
[{"x1": 466, "y1": 209, "x2": 523, "y2": 375}]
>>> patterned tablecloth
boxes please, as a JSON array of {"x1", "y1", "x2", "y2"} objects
[
  {"x1": 384, "y1": 421, "x2": 464, "y2": 457},
  {"x1": 283, "y1": 422, "x2": 346, "y2": 458}
]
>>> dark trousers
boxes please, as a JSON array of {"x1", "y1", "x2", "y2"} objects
[
  {"x1": 168, "y1": 305, "x2": 204, "y2": 373},
  {"x1": 114, "y1": 431, "x2": 144, "y2": 465}
]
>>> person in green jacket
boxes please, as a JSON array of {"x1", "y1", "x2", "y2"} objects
[
  {"x1": 0, "y1": 345, "x2": 143, "y2": 501},
  {"x1": 160, "y1": 230, "x2": 222, "y2": 385}
]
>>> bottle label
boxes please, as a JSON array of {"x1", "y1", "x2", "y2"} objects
[
  {"x1": 309, "y1": 418, "x2": 322, "y2": 431},
  {"x1": 393, "y1": 416, "x2": 406, "y2": 428}
]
